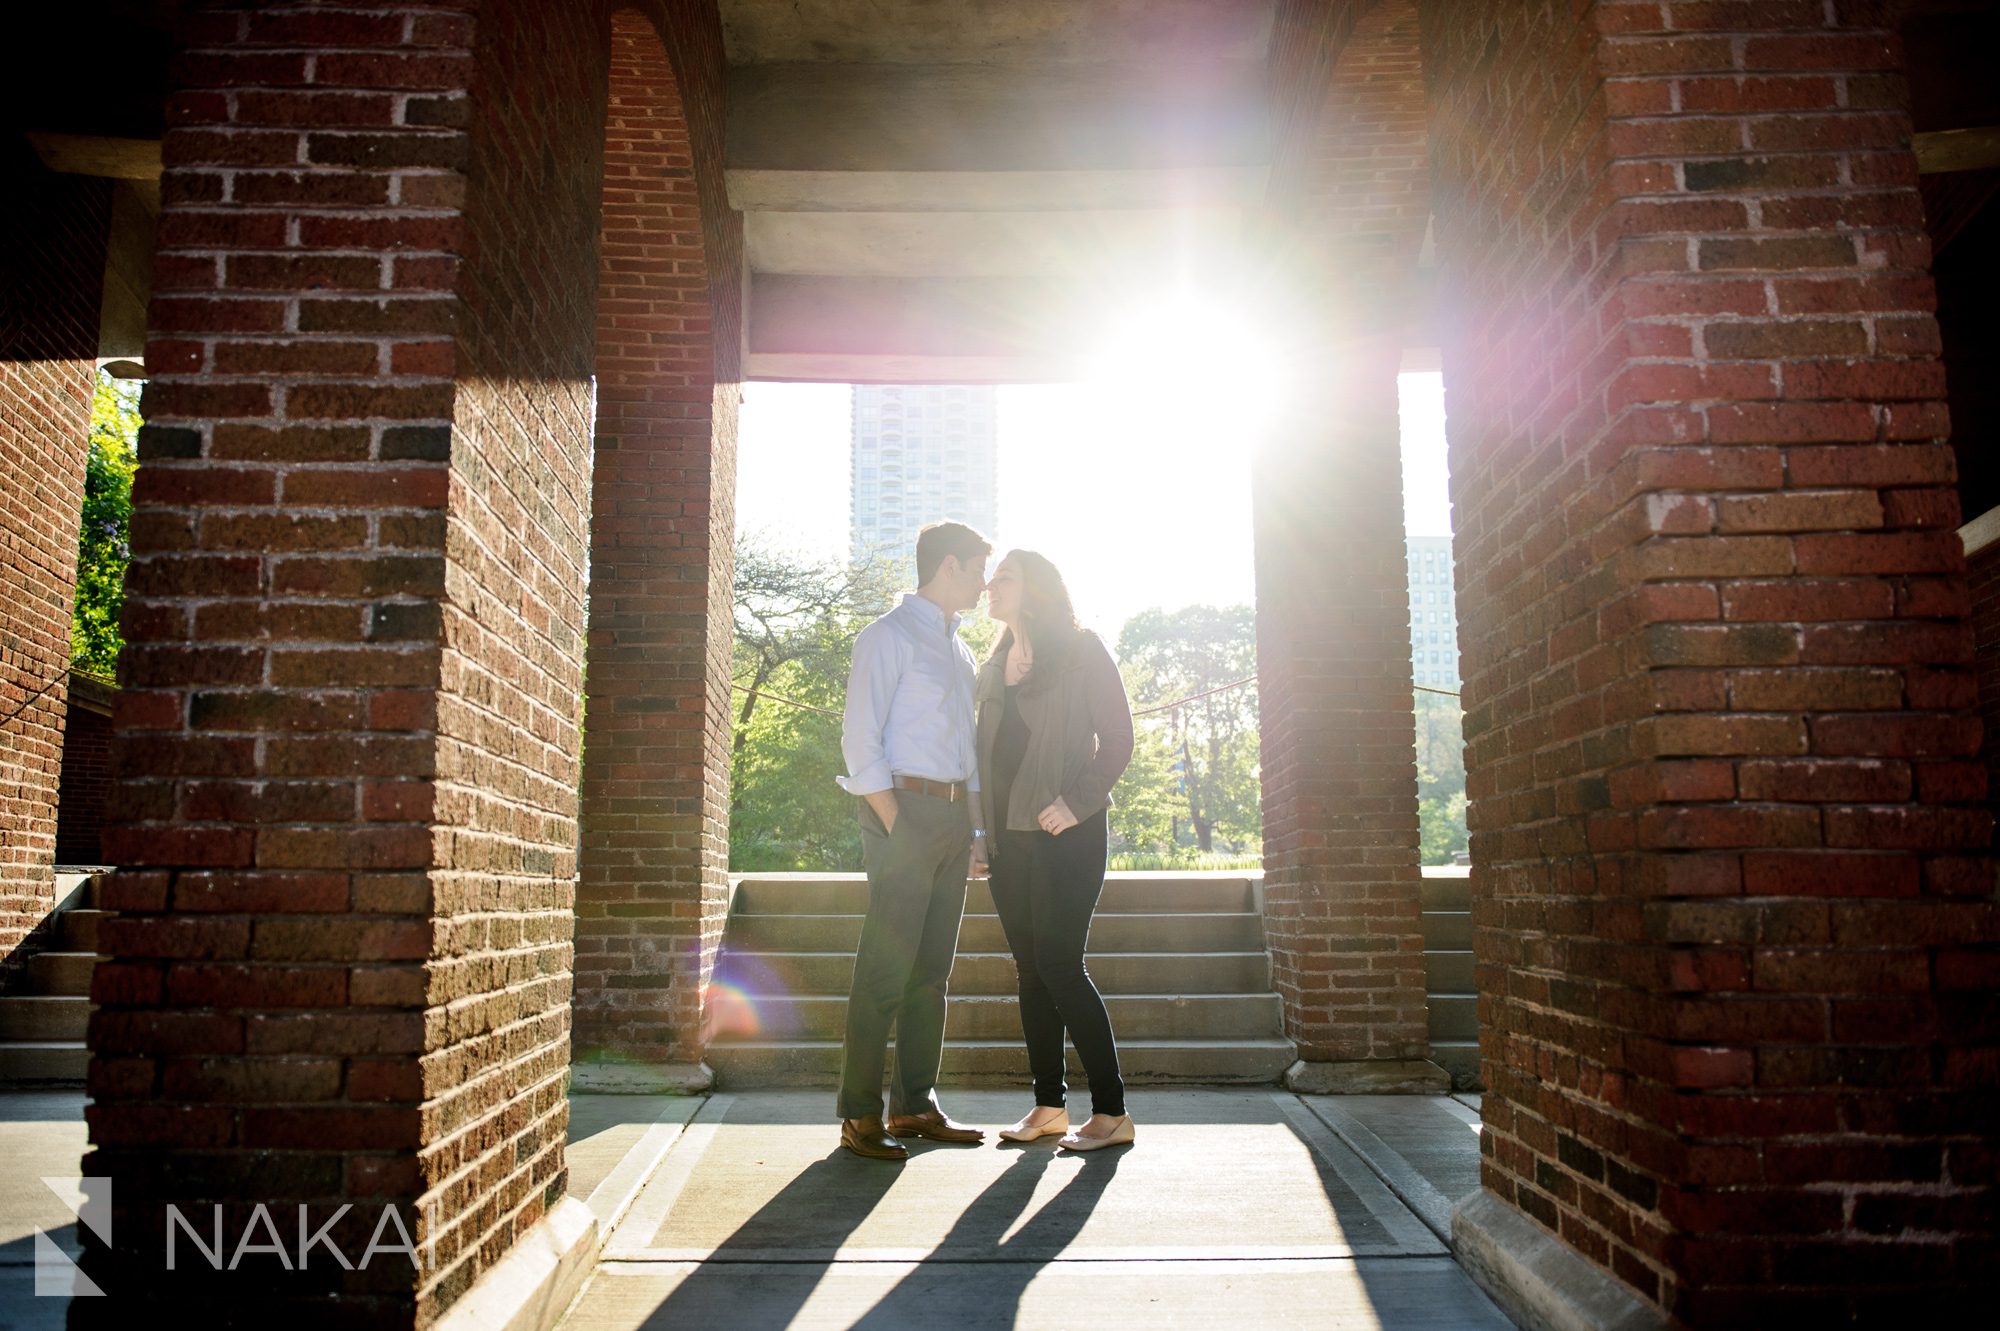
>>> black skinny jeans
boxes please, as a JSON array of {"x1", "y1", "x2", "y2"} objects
[{"x1": 988, "y1": 811, "x2": 1125, "y2": 1117}]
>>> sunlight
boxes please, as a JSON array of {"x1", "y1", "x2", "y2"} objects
[{"x1": 1083, "y1": 285, "x2": 1294, "y2": 444}]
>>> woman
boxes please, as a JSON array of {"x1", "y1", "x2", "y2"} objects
[{"x1": 973, "y1": 550, "x2": 1136, "y2": 1150}]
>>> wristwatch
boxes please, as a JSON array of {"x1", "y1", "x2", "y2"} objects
[{"x1": 972, "y1": 827, "x2": 987, "y2": 839}]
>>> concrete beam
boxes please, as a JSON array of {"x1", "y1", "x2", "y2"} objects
[
  {"x1": 726, "y1": 165, "x2": 1268, "y2": 215},
  {"x1": 746, "y1": 207, "x2": 1246, "y2": 278},
  {"x1": 725, "y1": 61, "x2": 1269, "y2": 200},
  {"x1": 745, "y1": 266, "x2": 1443, "y2": 383},
  {"x1": 99, "y1": 180, "x2": 159, "y2": 362},
  {"x1": 720, "y1": 0, "x2": 1275, "y2": 65},
  {"x1": 24, "y1": 132, "x2": 162, "y2": 180},
  {"x1": 1915, "y1": 124, "x2": 2000, "y2": 173},
  {"x1": 748, "y1": 273, "x2": 1096, "y2": 367}
]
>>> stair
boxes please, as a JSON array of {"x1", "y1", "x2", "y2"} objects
[
  {"x1": 0, "y1": 869, "x2": 105, "y2": 1087},
  {"x1": 707, "y1": 872, "x2": 1297, "y2": 1088},
  {"x1": 1421, "y1": 869, "x2": 1480, "y2": 1091}
]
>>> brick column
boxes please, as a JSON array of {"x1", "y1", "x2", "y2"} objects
[
  {"x1": 1254, "y1": 336, "x2": 1437, "y2": 1091},
  {"x1": 572, "y1": 4, "x2": 740, "y2": 1089},
  {"x1": 0, "y1": 142, "x2": 109, "y2": 963},
  {"x1": 1970, "y1": 544, "x2": 2000, "y2": 831},
  {"x1": 1422, "y1": 3, "x2": 1999, "y2": 1324},
  {"x1": 1254, "y1": 0, "x2": 1440, "y2": 1092},
  {"x1": 79, "y1": 4, "x2": 607, "y2": 1323}
]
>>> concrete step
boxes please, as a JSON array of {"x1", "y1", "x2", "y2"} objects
[
  {"x1": 728, "y1": 911, "x2": 1265, "y2": 953},
  {"x1": 0, "y1": 995, "x2": 90, "y2": 1041},
  {"x1": 1424, "y1": 950, "x2": 1474, "y2": 994},
  {"x1": 54, "y1": 870, "x2": 97, "y2": 905},
  {"x1": 1430, "y1": 1040, "x2": 1482, "y2": 1092},
  {"x1": 1421, "y1": 912, "x2": 1471, "y2": 952},
  {"x1": 0, "y1": 1041, "x2": 88, "y2": 1085},
  {"x1": 1427, "y1": 994, "x2": 1478, "y2": 1042},
  {"x1": 26, "y1": 951, "x2": 97, "y2": 997},
  {"x1": 725, "y1": 992, "x2": 1285, "y2": 1042},
  {"x1": 1419, "y1": 876, "x2": 1471, "y2": 912},
  {"x1": 719, "y1": 949, "x2": 1273, "y2": 997},
  {"x1": 706, "y1": 1037, "x2": 1300, "y2": 1088},
  {"x1": 60, "y1": 909, "x2": 110, "y2": 953},
  {"x1": 733, "y1": 874, "x2": 1257, "y2": 916}
]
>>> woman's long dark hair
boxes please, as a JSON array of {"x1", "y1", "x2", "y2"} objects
[{"x1": 988, "y1": 549, "x2": 1082, "y2": 691}]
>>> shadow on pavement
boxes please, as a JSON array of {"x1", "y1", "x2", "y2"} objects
[{"x1": 848, "y1": 1144, "x2": 1121, "y2": 1330}]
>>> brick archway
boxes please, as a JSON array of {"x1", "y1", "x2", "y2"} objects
[
  {"x1": 1253, "y1": 0, "x2": 1442, "y2": 1092},
  {"x1": 571, "y1": 4, "x2": 742, "y2": 1088},
  {"x1": 71, "y1": 1, "x2": 735, "y2": 1321},
  {"x1": 1420, "y1": 2, "x2": 2000, "y2": 1322},
  {"x1": 0, "y1": 142, "x2": 110, "y2": 972},
  {"x1": 29, "y1": 0, "x2": 1997, "y2": 1325}
]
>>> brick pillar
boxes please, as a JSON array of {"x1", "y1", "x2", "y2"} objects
[
  {"x1": 1422, "y1": 3, "x2": 2000, "y2": 1323},
  {"x1": 1254, "y1": 0, "x2": 1439, "y2": 1092},
  {"x1": 80, "y1": 4, "x2": 607, "y2": 1323},
  {"x1": 572, "y1": 4, "x2": 740, "y2": 1088},
  {"x1": 1969, "y1": 542, "x2": 2000, "y2": 832},
  {"x1": 56, "y1": 675, "x2": 118, "y2": 866},
  {"x1": 0, "y1": 142, "x2": 109, "y2": 961},
  {"x1": 1254, "y1": 337, "x2": 1436, "y2": 1089}
]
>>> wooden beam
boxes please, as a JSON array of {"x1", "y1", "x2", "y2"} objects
[
  {"x1": 24, "y1": 132, "x2": 162, "y2": 180},
  {"x1": 1914, "y1": 125, "x2": 2000, "y2": 175}
]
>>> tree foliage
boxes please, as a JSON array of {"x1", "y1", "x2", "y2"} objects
[
  {"x1": 727, "y1": 540, "x2": 899, "y2": 871},
  {"x1": 70, "y1": 372, "x2": 141, "y2": 678},
  {"x1": 1114, "y1": 604, "x2": 1261, "y2": 854},
  {"x1": 1414, "y1": 690, "x2": 1469, "y2": 864}
]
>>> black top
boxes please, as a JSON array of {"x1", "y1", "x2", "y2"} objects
[{"x1": 989, "y1": 682, "x2": 1030, "y2": 831}]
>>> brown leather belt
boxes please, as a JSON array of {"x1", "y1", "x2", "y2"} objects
[{"x1": 894, "y1": 774, "x2": 968, "y2": 802}]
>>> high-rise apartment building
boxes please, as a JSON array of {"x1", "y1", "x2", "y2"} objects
[
  {"x1": 1407, "y1": 534, "x2": 1460, "y2": 690},
  {"x1": 850, "y1": 385, "x2": 1000, "y2": 573}
]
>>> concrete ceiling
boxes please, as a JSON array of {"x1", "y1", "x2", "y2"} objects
[{"x1": 717, "y1": 0, "x2": 1282, "y2": 381}]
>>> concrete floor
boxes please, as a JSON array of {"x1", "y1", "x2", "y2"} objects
[
  {"x1": 0, "y1": 1086, "x2": 1510, "y2": 1331},
  {"x1": 567, "y1": 1088, "x2": 1512, "y2": 1330}
]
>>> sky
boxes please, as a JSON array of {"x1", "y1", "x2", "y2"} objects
[{"x1": 735, "y1": 371, "x2": 1452, "y2": 638}]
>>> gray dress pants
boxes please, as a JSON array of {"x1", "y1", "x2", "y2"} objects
[{"x1": 836, "y1": 788, "x2": 973, "y2": 1120}]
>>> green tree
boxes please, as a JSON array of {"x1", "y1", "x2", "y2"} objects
[
  {"x1": 70, "y1": 371, "x2": 141, "y2": 678},
  {"x1": 1413, "y1": 690, "x2": 1468, "y2": 864},
  {"x1": 728, "y1": 651, "x2": 859, "y2": 871},
  {"x1": 730, "y1": 542, "x2": 896, "y2": 774},
  {"x1": 1116, "y1": 605, "x2": 1261, "y2": 852},
  {"x1": 1106, "y1": 716, "x2": 1183, "y2": 855},
  {"x1": 729, "y1": 540, "x2": 952, "y2": 871}
]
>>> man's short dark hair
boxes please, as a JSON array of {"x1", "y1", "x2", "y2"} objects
[{"x1": 914, "y1": 522, "x2": 992, "y2": 587}]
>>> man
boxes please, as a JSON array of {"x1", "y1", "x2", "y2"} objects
[{"x1": 835, "y1": 521, "x2": 994, "y2": 1159}]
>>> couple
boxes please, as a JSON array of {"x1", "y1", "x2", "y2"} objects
[{"x1": 834, "y1": 521, "x2": 1136, "y2": 1160}]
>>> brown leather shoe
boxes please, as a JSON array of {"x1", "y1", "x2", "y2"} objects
[
  {"x1": 886, "y1": 1108, "x2": 986, "y2": 1143},
  {"x1": 841, "y1": 1115, "x2": 909, "y2": 1160}
]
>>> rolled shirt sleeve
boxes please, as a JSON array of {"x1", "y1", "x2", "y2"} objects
[
  {"x1": 838, "y1": 622, "x2": 899, "y2": 795},
  {"x1": 956, "y1": 637, "x2": 981, "y2": 793}
]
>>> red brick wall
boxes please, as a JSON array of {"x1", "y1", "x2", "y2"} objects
[
  {"x1": 574, "y1": 0, "x2": 741, "y2": 1070},
  {"x1": 1971, "y1": 540, "x2": 2000, "y2": 834},
  {"x1": 1255, "y1": 0, "x2": 1434, "y2": 1065},
  {"x1": 56, "y1": 675, "x2": 118, "y2": 866},
  {"x1": 78, "y1": 3, "x2": 609, "y2": 1322},
  {"x1": 0, "y1": 145, "x2": 109, "y2": 957},
  {"x1": 430, "y1": 0, "x2": 606, "y2": 1315},
  {"x1": 1423, "y1": 1, "x2": 1999, "y2": 1321}
]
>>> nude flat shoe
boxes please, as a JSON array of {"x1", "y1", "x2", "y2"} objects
[
  {"x1": 1059, "y1": 1115, "x2": 1134, "y2": 1151},
  {"x1": 998, "y1": 1109, "x2": 1069, "y2": 1142}
]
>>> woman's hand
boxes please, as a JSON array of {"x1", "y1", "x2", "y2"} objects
[
  {"x1": 1038, "y1": 797, "x2": 1078, "y2": 836},
  {"x1": 969, "y1": 834, "x2": 990, "y2": 878}
]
